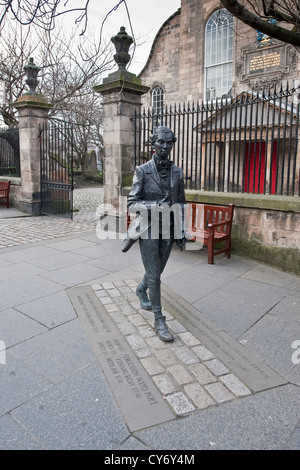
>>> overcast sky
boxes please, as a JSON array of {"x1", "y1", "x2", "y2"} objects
[{"x1": 69, "y1": 0, "x2": 181, "y2": 74}]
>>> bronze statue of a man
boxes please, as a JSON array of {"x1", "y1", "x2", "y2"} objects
[{"x1": 124, "y1": 126, "x2": 187, "y2": 341}]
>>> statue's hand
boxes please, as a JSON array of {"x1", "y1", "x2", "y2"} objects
[{"x1": 157, "y1": 194, "x2": 171, "y2": 207}]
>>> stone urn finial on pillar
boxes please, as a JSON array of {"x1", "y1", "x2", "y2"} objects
[
  {"x1": 111, "y1": 26, "x2": 133, "y2": 71},
  {"x1": 94, "y1": 27, "x2": 149, "y2": 233},
  {"x1": 24, "y1": 57, "x2": 41, "y2": 95}
]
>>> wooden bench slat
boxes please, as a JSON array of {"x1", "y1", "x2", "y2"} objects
[
  {"x1": 0, "y1": 181, "x2": 11, "y2": 208},
  {"x1": 188, "y1": 203, "x2": 234, "y2": 264}
]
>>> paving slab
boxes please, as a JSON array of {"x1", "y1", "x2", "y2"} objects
[
  {"x1": 0, "y1": 261, "x2": 46, "y2": 283},
  {"x1": 68, "y1": 240, "x2": 121, "y2": 259},
  {"x1": 240, "y1": 296, "x2": 300, "y2": 386},
  {"x1": 0, "y1": 275, "x2": 64, "y2": 311},
  {"x1": 116, "y1": 436, "x2": 150, "y2": 451},
  {"x1": 162, "y1": 269, "x2": 228, "y2": 304},
  {"x1": 45, "y1": 238, "x2": 97, "y2": 252},
  {"x1": 242, "y1": 264, "x2": 300, "y2": 291},
  {"x1": 135, "y1": 384, "x2": 300, "y2": 450},
  {"x1": 0, "y1": 414, "x2": 43, "y2": 450},
  {"x1": 0, "y1": 308, "x2": 47, "y2": 347},
  {"x1": 0, "y1": 353, "x2": 51, "y2": 416},
  {"x1": 193, "y1": 277, "x2": 289, "y2": 338},
  {"x1": 286, "y1": 426, "x2": 300, "y2": 450},
  {"x1": 10, "y1": 363, "x2": 130, "y2": 450},
  {"x1": 39, "y1": 262, "x2": 111, "y2": 288},
  {"x1": 190, "y1": 255, "x2": 257, "y2": 280},
  {"x1": 9, "y1": 319, "x2": 96, "y2": 384},
  {"x1": 16, "y1": 291, "x2": 77, "y2": 329},
  {"x1": 28, "y1": 251, "x2": 91, "y2": 271},
  {"x1": 0, "y1": 245, "x2": 60, "y2": 263},
  {"x1": 0, "y1": 258, "x2": 11, "y2": 268}
]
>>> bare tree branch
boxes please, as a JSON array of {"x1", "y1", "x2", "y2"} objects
[
  {"x1": 0, "y1": 20, "x2": 114, "y2": 125},
  {"x1": 220, "y1": 0, "x2": 300, "y2": 47},
  {"x1": 0, "y1": 1, "x2": 137, "y2": 71}
]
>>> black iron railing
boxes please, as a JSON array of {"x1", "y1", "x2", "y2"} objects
[
  {"x1": 0, "y1": 126, "x2": 20, "y2": 177},
  {"x1": 133, "y1": 83, "x2": 300, "y2": 196}
]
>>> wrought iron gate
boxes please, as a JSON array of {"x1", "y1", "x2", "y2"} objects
[
  {"x1": 40, "y1": 122, "x2": 74, "y2": 218},
  {"x1": 0, "y1": 127, "x2": 20, "y2": 177}
]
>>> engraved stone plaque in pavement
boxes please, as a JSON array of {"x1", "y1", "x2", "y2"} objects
[
  {"x1": 67, "y1": 286, "x2": 175, "y2": 432},
  {"x1": 161, "y1": 284, "x2": 287, "y2": 393},
  {"x1": 68, "y1": 280, "x2": 285, "y2": 431}
]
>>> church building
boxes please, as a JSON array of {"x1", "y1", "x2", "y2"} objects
[{"x1": 139, "y1": 0, "x2": 299, "y2": 110}]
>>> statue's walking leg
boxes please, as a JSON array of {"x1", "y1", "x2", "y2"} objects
[
  {"x1": 136, "y1": 274, "x2": 152, "y2": 310},
  {"x1": 139, "y1": 238, "x2": 174, "y2": 341}
]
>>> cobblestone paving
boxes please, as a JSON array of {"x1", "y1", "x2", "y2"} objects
[
  {"x1": 0, "y1": 217, "x2": 98, "y2": 248},
  {"x1": 0, "y1": 188, "x2": 102, "y2": 248},
  {"x1": 73, "y1": 187, "x2": 103, "y2": 215},
  {"x1": 92, "y1": 279, "x2": 252, "y2": 417}
]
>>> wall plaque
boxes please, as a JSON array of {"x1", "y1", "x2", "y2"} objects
[
  {"x1": 249, "y1": 51, "x2": 281, "y2": 72},
  {"x1": 241, "y1": 44, "x2": 290, "y2": 88}
]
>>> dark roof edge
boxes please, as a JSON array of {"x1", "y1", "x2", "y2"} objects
[{"x1": 137, "y1": 8, "x2": 181, "y2": 78}]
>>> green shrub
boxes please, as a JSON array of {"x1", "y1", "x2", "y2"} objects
[{"x1": 84, "y1": 170, "x2": 103, "y2": 183}]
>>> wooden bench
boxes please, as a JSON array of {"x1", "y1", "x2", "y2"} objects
[
  {"x1": 0, "y1": 181, "x2": 10, "y2": 208},
  {"x1": 187, "y1": 203, "x2": 234, "y2": 264},
  {"x1": 126, "y1": 201, "x2": 234, "y2": 265}
]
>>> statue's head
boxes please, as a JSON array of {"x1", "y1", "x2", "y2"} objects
[{"x1": 151, "y1": 126, "x2": 177, "y2": 159}]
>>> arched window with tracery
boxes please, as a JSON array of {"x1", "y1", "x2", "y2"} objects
[
  {"x1": 205, "y1": 9, "x2": 233, "y2": 101},
  {"x1": 152, "y1": 86, "x2": 164, "y2": 115},
  {"x1": 151, "y1": 86, "x2": 164, "y2": 127}
]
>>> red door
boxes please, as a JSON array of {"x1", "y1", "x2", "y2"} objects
[{"x1": 244, "y1": 141, "x2": 277, "y2": 194}]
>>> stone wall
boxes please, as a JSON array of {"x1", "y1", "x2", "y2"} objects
[
  {"x1": 139, "y1": 10, "x2": 182, "y2": 106},
  {"x1": 234, "y1": 208, "x2": 300, "y2": 249},
  {"x1": 184, "y1": 189, "x2": 300, "y2": 274},
  {"x1": 232, "y1": 207, "x2": 300, "y2": 274}
]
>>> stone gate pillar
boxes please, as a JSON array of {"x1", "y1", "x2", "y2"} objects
[
  {"x1": 14, "y1": 58, "x2": 53, "y2": 215},
  {"x1": 94, "y1": 27, "x2": 149, "y2": 228}
]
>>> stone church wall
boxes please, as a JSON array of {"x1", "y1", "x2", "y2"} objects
[{"x1": 139, "y1": 0, "x2": 300, "y2": 106}]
